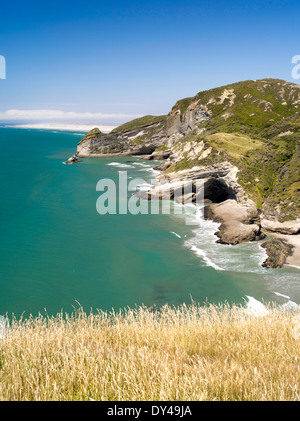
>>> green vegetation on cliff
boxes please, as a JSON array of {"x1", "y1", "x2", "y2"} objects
[
  {"x1": 78, "y1": 127, "x2": 104, "y2": 144},
  {"x1": 111, "y1": 114, "x2": 167, "y2": 134},
  {"x1": 173, "y1": 79, "x2": 299, "y2": 134},
  {"x1": 166, "y1": 79, "x2": 300, "y2": 220}
]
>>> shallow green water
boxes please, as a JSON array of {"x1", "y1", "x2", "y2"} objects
[{"x1": 0, "y1": 127, "x2": 299, "y2": 317}]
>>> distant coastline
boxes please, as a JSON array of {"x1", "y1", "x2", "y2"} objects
[{"x1": 2, "y1": 123, "x2": 116, "y2": 133}]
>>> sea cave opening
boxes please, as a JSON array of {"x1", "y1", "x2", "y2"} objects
[{"x1": 203, "y1": 178, "x2": 237, "y2": 204}]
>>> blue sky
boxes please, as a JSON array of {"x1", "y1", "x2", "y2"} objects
[{"x1": 0, "y1": 0, "x2": 299, "y2": 126}]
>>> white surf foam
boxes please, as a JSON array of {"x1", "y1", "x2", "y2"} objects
[
  {"x1": 173, "y1": 204, "x2": 226, "y2": 271},
  {"x1": 134, "y1": 162, "x2": 151, "y2": 167},
  {"x1": 278, "y1": 300, "x2": 300, "y2": 313},
  {"x1": 245, "y1": 296, "x2": 269, "y2": 316},
  {"x1": 151, "y1": 169, "x2": 161, "y2": 176},
  {"x1": 190, "y1": 244, "x2": 224, "y2": 271},
  {"x1": 285, "y1": 264, "x2": 300, "y2": 270},
  {"x1": 135, "y1": 182, "x2": 154, "y2": 191},
  {"x1": 106, "y1": 162, "x2": 134, "y2": 169},
  {"x1": 138, "y1": 167, "x2": 160, "y2": 175},
  {"x1": 274, "y1": 291, "x2": 291, "y2": 299},
  {"x1": 168, "y1": 202, "x2": 271, "y2": 274},
  {"x1": 0, "y1": 316, "x2": 6, "y2": 340},
  {"x1": 171, "y1": 231, "x2": 182, "y2": 239}
]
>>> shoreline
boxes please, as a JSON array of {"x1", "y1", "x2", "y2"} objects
[
  {"x1": 77, "y1": 151, "x2": 136, "y2": 158},
  {"x1": 269, "y1": 232, "x2": 300, "y2": 269},
  {"x1": 78, "y1": 154, "x2": 300, "y2": 270}
]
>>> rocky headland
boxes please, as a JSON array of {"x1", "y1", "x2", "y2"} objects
[{"x1": 75, "y1": 78, "x2": 300, "y2": 268}]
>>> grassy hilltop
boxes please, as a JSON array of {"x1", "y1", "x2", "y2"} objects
[{"x1": 111, "y1": 114, "x2": 167, "y2": 134}]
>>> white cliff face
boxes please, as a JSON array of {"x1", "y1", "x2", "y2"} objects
[
  {"x1": 166, "y1": 88, "x2": 238, "y2": 147},
  {"x1": 222, "y1": 165, "x2": 254, "y2": 207},
  {"x1": 77, "y1": 139, "x2": 92, "y2": 157},
  {"x1": 167, "y1": 100, "x2": 211, "y2": 147}
]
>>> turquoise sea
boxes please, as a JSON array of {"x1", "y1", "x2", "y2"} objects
[{"x1": 0, "y1": 127, "x2": 299, "y2": 317}]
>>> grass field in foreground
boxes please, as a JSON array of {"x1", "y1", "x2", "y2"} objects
[{"x1": 0, "y1": 303, "x2": 300, "y2": 401}]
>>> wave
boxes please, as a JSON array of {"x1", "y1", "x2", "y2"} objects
[
  {"x1": 170, "y1": 231, "x2": 182, "y2": 239},
  {"x1": 134, "y1": 162, "x2": 151, "y2": 167},
  {"x1": 245, "y1": 296, "x2": 269, "y2": 316},
  {"x1": 274, "y1": 291, "x2": 291, "y2": 299},
  {"x1": 170, "y1": 203, "x2": 268, "y2": 273},
  {"x1": 173, "y1": 204, "x2": 225, "y2": 271},
  {"x1": 151, "y1": 169, "x2": 161, "y2": 176},
  {"x1": 278, "y1": 300, "x2": 300, "y2": 313},
  {"x1": 189, "y1": 244, "x2": 224, "y2": 271},
  {"x1": 106, "y1": 162, "x2": 135, "y2": 169},
  {"x1": 245, "y1": 295, "x2": 300, "y2": 316},
  {"x1": 137, "y1": 167, "x2": 160, "y2": 175},
  {"x1": 285, "y1": 264, "x2": 300, "y2": 270},
  {"x1": 135, "y1": 182, "x2": 154, "y2": 191},
  {"x1": 179, "y1": 205, "x2": 226, "y2": 271}
]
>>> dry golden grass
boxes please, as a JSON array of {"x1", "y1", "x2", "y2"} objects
[{"x1": 0, "y1": 302, "x2": 300, "y2": 401}]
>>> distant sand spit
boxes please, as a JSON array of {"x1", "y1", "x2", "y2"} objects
[{"x1": 5, "y1": 123, "x2": 116, "y2": 133}]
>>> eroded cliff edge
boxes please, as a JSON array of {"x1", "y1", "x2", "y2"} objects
[{"x1": 76, "y1": 78, "x2": 300, "y2": 267}]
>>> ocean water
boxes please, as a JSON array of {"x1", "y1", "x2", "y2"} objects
[{"x1": 0, "y1": 127, "x2": 299, "y2": 317}]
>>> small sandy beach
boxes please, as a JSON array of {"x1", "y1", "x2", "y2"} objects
[{"x1": 271, "y1": 233, "x2": 300, "y2": 268}]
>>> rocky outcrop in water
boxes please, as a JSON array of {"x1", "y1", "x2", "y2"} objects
[{"x1": 64, "y1": 155, "x2": 81, "y2": 164}]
